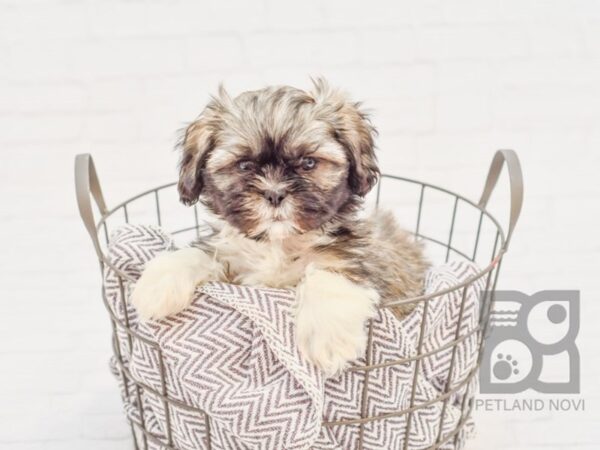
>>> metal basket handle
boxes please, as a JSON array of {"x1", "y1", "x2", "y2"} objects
[
  {"x1": 75, "y1": 153, "x2": 108, "y2": 261},
  {"x1": 478, "y1": 149, "x2": 523, "y2": 249}
]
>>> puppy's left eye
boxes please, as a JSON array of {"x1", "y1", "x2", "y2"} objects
[
  {"x1": 237, "y1": 160, "x2": 256, "y2": 172},
  {"x1": 300, "y1": 157, "x2": 317, "y2": 171}
]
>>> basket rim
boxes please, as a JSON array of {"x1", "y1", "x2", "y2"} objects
[{"x1": 94, "y1": 172, "x2": 507, "y2": 308}]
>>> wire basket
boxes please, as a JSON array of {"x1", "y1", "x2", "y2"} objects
[{"x1": 75, "y1": 150, "x2": 523, "y2": 450}]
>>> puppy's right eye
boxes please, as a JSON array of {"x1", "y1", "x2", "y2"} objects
[{"x1": 237, "y1": 160, "x2": 255, "y2": 172}]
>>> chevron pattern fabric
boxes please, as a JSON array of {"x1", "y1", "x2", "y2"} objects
[{"x1": 104, "y1": 224, "x2": 483, "y2": 450}]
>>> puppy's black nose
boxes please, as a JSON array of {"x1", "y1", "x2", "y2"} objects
[{"x1": 264, "y1": 189, "x2": 286, "y2": 207}]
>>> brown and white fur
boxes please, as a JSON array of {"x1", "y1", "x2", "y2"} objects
[{"x1": 131, "y1": 80, "x2": 428, "y2": 376}]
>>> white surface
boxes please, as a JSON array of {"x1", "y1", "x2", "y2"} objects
[{"x1": 1, "y1": 1, "x2": 599, "y2": 449}]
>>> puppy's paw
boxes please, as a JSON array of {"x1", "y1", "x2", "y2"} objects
[
  {"x1": 295, "y1": 265, "x2": 380, "y2": 377},
  {"x1": 131, "y1": 248, "x2": 220, "y2": 321}
]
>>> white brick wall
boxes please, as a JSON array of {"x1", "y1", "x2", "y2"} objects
[{"x1": 1, "y1": 1, "x2": 598, "y2": 449}]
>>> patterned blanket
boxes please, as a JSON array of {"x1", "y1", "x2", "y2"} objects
[{"x1": 104, "y1": 224, "x2": 483, "y2": 450}]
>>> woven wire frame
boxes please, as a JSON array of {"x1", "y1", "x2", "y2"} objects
[{"x1": 88, "y1": 168, "x2": 512, "y2": 450}]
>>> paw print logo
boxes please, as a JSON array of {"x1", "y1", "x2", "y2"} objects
[
  {"x1": 480, "y1": 291, "x2": 579, "y2": 394},
  {"x1": 493, "y1": 354, "x2": 519, "y2": 380}
]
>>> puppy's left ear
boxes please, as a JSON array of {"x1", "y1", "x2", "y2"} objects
[{"x1": 311, "y1": 78, "x2": 379, "y2": 197}]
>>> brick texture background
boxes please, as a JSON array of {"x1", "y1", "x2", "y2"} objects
[{"x1": 1, "y1": 1, "x2": 599, "y2": 449}]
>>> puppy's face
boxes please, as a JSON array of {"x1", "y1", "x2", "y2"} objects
[{"x1": 178, "y1": 80, "x2": 379, "y2": 240}]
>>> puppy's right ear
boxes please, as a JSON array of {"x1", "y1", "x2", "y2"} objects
[
  {"x1": 178, "y1": 86, "x2": 232, "y2": 205},
  {"x1": 177, "y1": 118, "x2": 216, "y2": 206}
]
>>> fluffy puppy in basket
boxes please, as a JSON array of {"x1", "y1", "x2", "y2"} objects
[{"x1": 132, "y1": 79, "x2": 428, "y2": 376}]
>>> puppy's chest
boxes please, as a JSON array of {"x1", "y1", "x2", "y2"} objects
[{"x1": 216, "y1": 240, "x2": 309, "y2": 288}]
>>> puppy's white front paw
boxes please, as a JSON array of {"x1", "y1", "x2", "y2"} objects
[
  {"x1": 295, "y1": 265, "x2": 380, "y2": 377},
  {"x1": 131, "y1": 248, "x2": 220, "y2": 321}
]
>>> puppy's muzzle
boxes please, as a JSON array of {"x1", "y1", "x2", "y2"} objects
[{"x1": 264, "y1": 189, "x2": 287, "y2": 207}]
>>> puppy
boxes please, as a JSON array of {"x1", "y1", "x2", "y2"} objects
[{"x1": 132, "y1": 80, "x2": 428, "y2": 376}]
